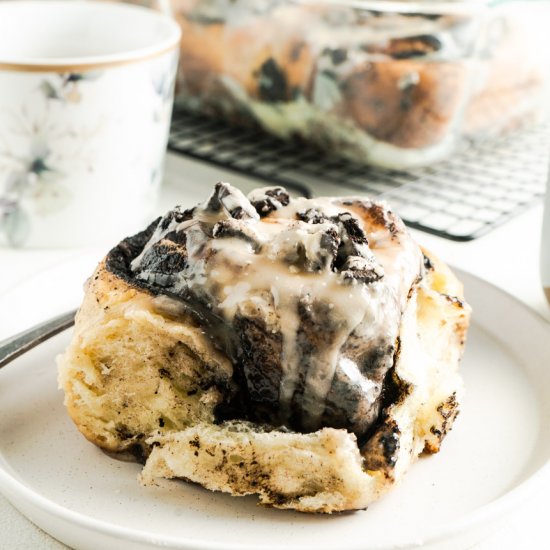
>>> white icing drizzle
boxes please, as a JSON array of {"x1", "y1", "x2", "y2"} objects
[{"x1": 131, "y1": 184, "x2": 423, "y2": 431}]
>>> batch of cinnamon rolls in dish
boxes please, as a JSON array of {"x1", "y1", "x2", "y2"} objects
[
  {"x1": 170, "y1": 0, "x2": 547, "y2": 167},
  {"x1": 58, "y1": 183, "x2": 470, "y2": 512}
]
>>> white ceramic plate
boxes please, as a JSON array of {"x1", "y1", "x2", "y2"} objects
[{"x1": 0, "y1": 269, "x2": 549, "y2": 550}]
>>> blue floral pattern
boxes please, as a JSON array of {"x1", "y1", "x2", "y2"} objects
[
  {"x1": 0, "y1": 73, "x2": 100, "y2": 247},
  {"x1": 39, "y1": 72, "x2": 103, "y2": 104}
]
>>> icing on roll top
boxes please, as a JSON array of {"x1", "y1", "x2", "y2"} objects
[{"x1": 131, "y1": 183, "x2": 423, "y2": 438}]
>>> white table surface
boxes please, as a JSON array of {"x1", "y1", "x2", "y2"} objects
[{"x1": 1, "y1": 152, "x2": 549, "y2": 549}]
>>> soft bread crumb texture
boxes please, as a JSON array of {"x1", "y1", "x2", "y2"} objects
[
  {"x1": 141, "y1": 423, "x2": 381, "y2": 513},
  {"x1": 58, "y1": 265, "x2": 233, "y2": 452}
]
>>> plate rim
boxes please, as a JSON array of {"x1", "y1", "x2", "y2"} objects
[{"x1": 1, "y1": 268, "x2": 549, "y2": 550}]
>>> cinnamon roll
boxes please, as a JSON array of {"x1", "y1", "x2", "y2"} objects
[
  {"x1": 169, "y1": 0, "x2": 548, "y2": 168},
  {"x1": 58, "y1": 183, "x2": 470, "y2": 513}
]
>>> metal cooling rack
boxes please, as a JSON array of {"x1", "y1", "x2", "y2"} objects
[{"x1": 168, "y1": 109, "x2": 550, "y2": 241}]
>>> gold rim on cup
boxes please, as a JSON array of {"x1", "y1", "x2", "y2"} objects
[
  {"x1": 0, "y1": 41, "x2": 180, "y2": 73},
  {"x1": 0, "y1": 1, "x2": 181, "y2": 73}
]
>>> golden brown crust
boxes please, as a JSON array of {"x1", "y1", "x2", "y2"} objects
[
  {"x1": 176, "y1": 7, "x2": 314, "y2": 102},
  {"x1": 340, "y1": 61, "x2": 468, "y2": 149}
]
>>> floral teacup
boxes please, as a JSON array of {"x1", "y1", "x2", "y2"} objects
[{"x1": 0, "y1": 1, "x2": 180, "y2": 248}]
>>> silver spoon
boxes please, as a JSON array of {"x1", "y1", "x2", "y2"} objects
[{"x1": 0, "y1": 310, "x2": 76, "y2": 368}]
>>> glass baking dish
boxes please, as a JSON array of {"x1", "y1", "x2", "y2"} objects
[{"x1": 164, "y1": 0, "x2": 550, "y2": 168}]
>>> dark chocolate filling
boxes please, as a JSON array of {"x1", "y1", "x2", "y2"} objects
[{"x1": 105, "y1": 185, "x2": 414, "y2": 442}]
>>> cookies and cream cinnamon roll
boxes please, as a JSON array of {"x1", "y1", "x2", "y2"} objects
[
  {"x1": 168, "y1": 0, "x2": 548, "y2": 168},
  {"x1": 58, "y1": 183, "x2": 470, "y2": 513}
]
